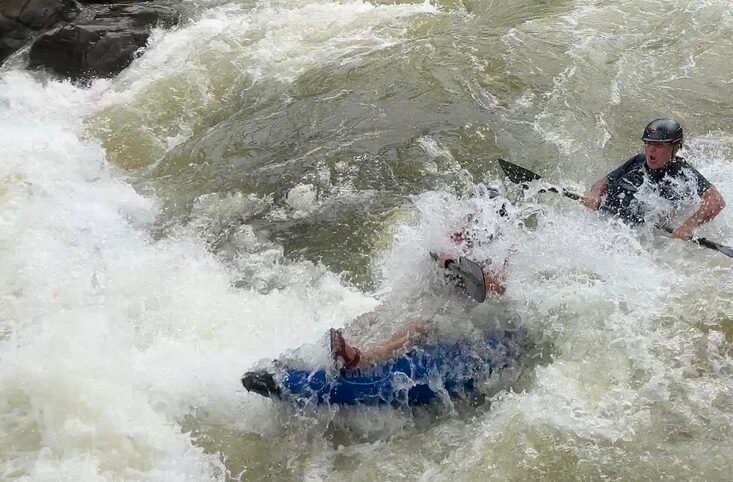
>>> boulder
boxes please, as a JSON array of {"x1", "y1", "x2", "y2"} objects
[
  {"x1": 0, "y1": 0, "x2": 79, "y2": 63},
  {"x1": 77, "y1": 0, "x2": 150, "y2": 5},
  {"x1": 28, "y1": 3, "x2": 180, "y2": 80},
  {"x1": 77, "y1": 0, "x2": 149, "y2": 3}
]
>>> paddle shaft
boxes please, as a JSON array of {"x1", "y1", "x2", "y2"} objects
[
  {"x1": 541, "y1": 186, "x2": 582, "y2": 202},
  {"x1": 658, "y1": 226, "x2": 733, "y2": 257}
]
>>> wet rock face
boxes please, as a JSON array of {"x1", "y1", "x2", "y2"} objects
[
  {"x1": 0, "y1": 0, "x2": 80, "y2": 62},
  {"x1": 77, "y1": 0, "x2": 150, "y2": 3},
  {"x1": 1, "y1": 1, "x2": 180, "y2": 81},
  {"x1": 28, "y1": 23, "x2": 150, "y2": 80},
  {"x1": 28, "y1": 3, "x2": 181, "y2": 80}
]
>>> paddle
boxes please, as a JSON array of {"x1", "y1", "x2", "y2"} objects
[
  {"x1": 497, "y1": 158, "x2": 733, "y2": 259},
  {"x1": 498, "y1": 158, "x2": 583, "y2": 202},
  {"x1": 430, "y1": 252, "x2": 487, "y2": 303}
]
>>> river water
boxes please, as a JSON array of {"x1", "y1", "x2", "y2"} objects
[{"x1": 1, "y1": 0, "x2": 732, "y2": 480}]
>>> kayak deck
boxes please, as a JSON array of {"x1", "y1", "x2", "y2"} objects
[{"x1": 243, "y1": 328, "x2": 527, "y2": 407}]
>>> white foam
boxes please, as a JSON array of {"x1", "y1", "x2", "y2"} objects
[{"x1": 0, "y1": 66, "x2": 376, "y2": 479}]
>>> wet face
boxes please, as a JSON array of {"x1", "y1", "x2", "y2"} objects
[{"x1": 644, "y1": 141, "x2": 676, "y2": 170}]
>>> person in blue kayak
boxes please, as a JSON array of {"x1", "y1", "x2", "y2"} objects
[
  {"x1": 582, "y1": 118, "x2": 726, "y2": 239},
  {"x1": 331, "y1": 188, "x2": 510, "y2": 369}
]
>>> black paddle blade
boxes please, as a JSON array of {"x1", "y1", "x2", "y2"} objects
[
  {"x1": 498, "y1": 158, "x2": 542, "y2": 185},
  {"x1": 458, "y1": 257, "x2": 487, "y2": 303},
  {"x1": 434, "y1": 252, "x2": 487, "y2": 303}
]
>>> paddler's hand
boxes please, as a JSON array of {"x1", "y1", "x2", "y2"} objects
[
  {"x1": 584, "y1": 178, "x2": 608, "y2": 210},
  {"x1": 436, "y1": 253, "x2": 456, "y2": 269},
  {"x1": 582, "y1": 193, "x2": 602, "y2": 210},
  {"x1": 406, "y1": 319, "x2": 431, "y2": 339},
  {"x1": 672, "y1": 222, "x2": 694, "y2": 240},
  {"x1": 484, "y1": 269, "x2": 506, "y2": 296}
]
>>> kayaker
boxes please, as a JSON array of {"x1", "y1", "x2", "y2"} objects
[
  {"x1": 583, "y1": 118, "x2": 725, "y2": 239},
  {"x1": 331, "y1": 188, "x2": 510, "y2": 369}
]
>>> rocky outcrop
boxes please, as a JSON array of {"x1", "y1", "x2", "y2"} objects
[
  {"x1": 28, "y1": 3, "x2": 180, "y2": 80},
  {"x1": 2, "y1": 1, "x2": 180, "y2": 82},
  {"x1": 76, "y1": 0, "x2": 150, "y2": 3},
  {"x1": 0, "y1": 0, "x2": 80, "y2": 62}
]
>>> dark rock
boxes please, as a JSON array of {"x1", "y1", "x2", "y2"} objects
[
  {"x1": 76, "y1": 0, "x2": 149, "y2": 3},
  {"x1": 93, "y1": 4, "x2": 181, "y2": 29},
  {"x1": 1, "y1": 0, "x2": 79, "y2": 30},
  {"x1": 28, "y1": 3, "x2": 181, "y2": 80},
  {"x1": 0, "y1": 0, "x2": 80, "y2": 63},
  {"x1": 28, "y1": 24, "x2": 149, "y2": 79},
  {"x1": 0, "y1": 16, "x2": 29, "y2": 61}
]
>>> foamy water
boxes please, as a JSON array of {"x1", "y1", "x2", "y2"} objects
[{"x1": 1, "y1": 0, "x2": 732, "y2": 480}]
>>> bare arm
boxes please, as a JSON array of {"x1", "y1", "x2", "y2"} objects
[
  {"x1": 583, "y1": 177, "x2": 609, "y2": 210},
  {"x1": 359, "y1": 320, "x2": 430, "y2": 365},
  {"x1": 673, "y1": 187, "x2": 726, "y2": 239}
]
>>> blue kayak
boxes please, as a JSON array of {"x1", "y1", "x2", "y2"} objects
[{"x1": 242, "y1": 328, "x2": 528, "y2": 407}]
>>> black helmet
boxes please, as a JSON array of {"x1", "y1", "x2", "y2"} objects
[{"x1": 641, "y1": 118, "x2": 683, "y2": 146}]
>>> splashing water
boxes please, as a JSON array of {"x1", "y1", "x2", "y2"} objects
[{"x1": 2, "y1": 0, "x2": 732, "y2": 480}]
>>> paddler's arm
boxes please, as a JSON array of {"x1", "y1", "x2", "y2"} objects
[
  {"x1": 583, "y1": 176, "x2": 609, "y2": 210},
  {"x1": 672, "y1": 186, "x2": 726, "y2": 239},
  {"x1": 359, "y1": 320, "x2": 431, "y2": 365}
]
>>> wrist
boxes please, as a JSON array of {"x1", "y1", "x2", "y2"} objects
[
  {"x1": 679, "y1": 218, "x2": 698, "y2": 231},
  {"x1": 438, "y1": 254, "x2": 455, "y2": 269}
]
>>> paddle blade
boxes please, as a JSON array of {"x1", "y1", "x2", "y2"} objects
[
  {"x1": 441, "y1": 257, "x2": 487, "y2": 303},
  {"x1": 498, "y1": 158, "x2": 542, "y2": 185},
  {"x1": 456, "y1": 257, "x2": 487, "y2": 303}
]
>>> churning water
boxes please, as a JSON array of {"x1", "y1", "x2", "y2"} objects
[{"x1": 1, "y1": 0, "x2": 732, "y2": 480}]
